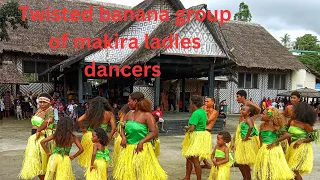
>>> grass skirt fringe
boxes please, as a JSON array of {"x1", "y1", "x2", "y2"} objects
[
  {"x1": 19, "y1": 133, "x2": 48, "y2": 179},
  {"x1": 254, "y1": 144, "x2": 294, "y2": 180},
  {"x1": 281, "y1": 139, "x2": 289, "y2": 153},
  {"x1": 111, "y1": 134, "x2": 122, "y2": 167},
  {"x1": 77, "y1": 131, "x2": 93, "y2": 168},
  {"x1": 113, "y1": 142, "x2": 167, "y2": 180},
  {"x1": 286, "y1": 141, "x2": 313, "y2": 175},
  {"x1": 234, "y1": 136, "x2": 259, "y2": 166},
  {"x1": 85, "y1": 158, "x2": 109, "y2": 180},
  {"x1": 154, "y1": 139, "x2": 161, "y2": 157},
  {"x1": 44, "y1": 154, "x2": 74, "y2": 180},
  {"x1": 207, "y1": 161, "x2": 233, "y2": 180},
  {"x1": 181, "y1": 131, "x2": 212, "y2": 161}
]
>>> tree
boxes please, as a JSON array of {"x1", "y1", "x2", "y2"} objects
[
  {"x1": 234, "y1": 2, "x2": 252, "y2": 22},
  {"x1": 294, "y1": 34, "x2": 320, "y2": 51},
  {"x1": 297, "y1": 53, "x2": 320, "y2": 72},
  {"x1": 0, "y1": 0, "x2": 28, "y2": 41},
  {"x1": 281, "y1": 33, "x2": 291, "y2": 47}
]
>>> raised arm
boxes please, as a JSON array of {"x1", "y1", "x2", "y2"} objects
[
  {"x1": 108, "y1": 111, "x2": 116, "y2": 141},
  {"x1": 78, "y1": 113, "x2": 87, "y2": 134},
  {"x1": 70, "y1": 135, "x2": 84, "y2": 160},
  {"x1": 120, "y1": 112, "x2": 129, "y2": 148},
  {"x1": 243, "y1": 118, "x2": 253, "y2": 141},
  {"x1": 36, "y1": 110, "x2": 54, "y2": 139},
  {"x1": 40, "y1": 134, "x2": 54, "y2": 156}
]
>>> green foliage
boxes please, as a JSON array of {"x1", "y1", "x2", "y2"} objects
[
  {"x1": 234, "y1": 2, "x2": 252, "y2": 22},
  {"x1": 295, "y1": 34, "x2": 320, "y2": 51},
  {"x1": 281, "y1": 33, "x2": 291, "y2": 47},
  {"x1": 297, "y1": 53, "x2": 320, "y2": 72},
  {"x1": 0, "y1": 0, "x2": 28, "y2": 41}
]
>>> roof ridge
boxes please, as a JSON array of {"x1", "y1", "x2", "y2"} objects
[
  {"x1": 67, "y1": 0, "x2": 132, "y2": 9},
  {"x1": 225, "y1": 20, "x2": 262, "y2": 27}
]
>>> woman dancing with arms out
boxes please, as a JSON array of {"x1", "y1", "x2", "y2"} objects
[
  {"x1": 111, "y1": 104, "x2": 131, "y2": 166},
  {"x1": 286, "y1": 102, "x2": 319, "y2": 180},
  {"x1": 253, "y1": 107, "x2": 294, "y2": 180},
  {"x1": 85, "y1": 128, "x2": 111, "y2": 180},
  {"x1": 181, "y1": 95, "x2": 211, "y2": 180},
  {"x1": 77, "y1": 96, "x2": 116, "y2": 168},
  {"x1": 40, "y1": 117, "x2": 83, "y2": 180},
  {"x1": 19, "y1": 93, "x2": 56, "y2": 180},
  {"x1": 113, "y1": 92, "x2": 167, "y2": 180},
  {"x1": 208, "y1": 131, "x2": 234, "y2": 180},
  {"x1": 234, "y1": 105, "x2": 260, "y2": 180}
]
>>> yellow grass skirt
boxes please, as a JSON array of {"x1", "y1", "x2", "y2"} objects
[
  {"x1": 44, "y1": 154, "x2": 75, "y2": 180},
  {"x1": 254, "y1": 144, "x2": 294, "y2": 180},
  {"x1": 85, "y1": 158, "x2": 110, "y2": 180},
  {"x1": 234, "y1": 136, "x2": 259, "y2": 166},
  {"x1": 181, "y1": 131, "x2": 212, "y2": 161},
  {"x1": 19, "y1": 133, "x2": 48, "y2": 179},
  {"x1": 153, "y1": 138, "x2": 161, "y2": 157},
  {"x1": 281, "y1": 139, "x2": 289, "y2": 153},
  {"x1": 111, "y1": 134, "x2": 122, "y2": 167},
  {"x1": 77, "y1": 131, "x2": 93, "y2": 168},
  {"x1": 113, "y1": 142, "x2": 167, "y2": 180},
  {"x1": 207, "y1": 161, "x2": 233, "y2": 180},
  {"x1": 286, "y1": 141, "x2": 313, "y2": 175}
]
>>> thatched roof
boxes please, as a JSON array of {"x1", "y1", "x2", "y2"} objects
[
  {"x1": 120, "y1": 4, "x2": 234, "y2": 67},
  {"x1": 39, "y1": 0, "x2": 185, "y2": 75},
  {"x1": 0, "y1": 0, "x2": 131, "y2": 56},
  {"x1": 0, "y1": 61, "x2": 28, "y2": 84},
  {"x1": 277, "y1": 87, "x2": 320, "y2": 97},
  {"x1": 218, "y1": 20, "x2": 306, "y2": 70}
]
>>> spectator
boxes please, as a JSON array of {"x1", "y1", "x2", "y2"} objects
[
  {"x1": 153, "y1": 106, "x2": 165, "y2": 132},
  {"x1": 76, "y1": 100, "x2": 86, "y2": 132},
  {"x1": 0, "y1": 96, "x2": 4, "y2": 120}
]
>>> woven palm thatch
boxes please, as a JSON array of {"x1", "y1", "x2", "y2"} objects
[
  {"x1": 0, "y1": 61, "x2": 27, "y2": 84},
  {"x1": 218, "y1": 20, "x2": 306, "y2": 70},
  {"x1": 277, "y1": 87, "x2": 320, "y2": 97},
  {"x1": 0, "y1": 0, "x2": 131, "y2": 56}
]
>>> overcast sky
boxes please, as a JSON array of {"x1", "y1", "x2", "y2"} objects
[{"x1": 96, "y1": 0, "x2": 320, "y2": 42}]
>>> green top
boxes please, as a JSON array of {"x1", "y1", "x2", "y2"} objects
[
  {"x1": 188, "y1": 108, "x2": 207, "y2": 131},
  {"x1": 288, "y1": 126, "x2": 308, "y2": 142},
  {"x1": 125, "y1": 120, "x2": 148, "y2": 145},
  {"x1": 261, "y1": 130, "x2": 279, "y2": 145},
  {"x1": 31, "y1": 109, "x2": 55, "y2": 129},
  {"x1": 31, "y1": 116, "x2": 44, "y2": 127},
  {"x1": 96, "y1": 149, "x2": 110, "y2": 162},
  {"x1": 240, "y1": 122, "x2": 259, "y2": 138},
  {"x1": 53, "y1": 146, "x2": 72, "y2": 158},
  {"x1": 87, "y1": 123, "x2": 108, "y2": 131},
  {"x1": 214, "y1": 149, "x2": 234, "y2": 163}
]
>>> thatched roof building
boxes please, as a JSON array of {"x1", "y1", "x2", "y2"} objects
[
  {"x1": 0, "y1": 0, "x2": 131, "y2": 56},
  {"x1": 0, "y1": 61, "x2": 27, "y2": 84}
]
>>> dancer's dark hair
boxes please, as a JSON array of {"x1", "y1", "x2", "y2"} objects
[
  {"x1": 54, "y1": 117, "x2": 74, "y2": 147},
  {"x1": 191, "y1": 95, "x2": 203, "y2": 108},
  {"x1": 218, "y1": 131, "x2": 232, "y2": 143},
  {"x1": 293, "y1": 101, "x2": 317, "y2": 126},
  {"x1": 291, "y1": 91, "x2": 302, "y2": 99},
  {"x1": 86, "y1": 96, "x2": 113, "y2": 129},
  {"x1": 236, "y1": 90, "x2": 247, "y2": 99},
  {"x1": 94, "y1": 128, "x2": 109, "y2": 146}
]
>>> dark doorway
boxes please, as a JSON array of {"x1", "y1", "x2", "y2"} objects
[{"x1": 180, "y1": 92, "x2": 190, "y2": 112}]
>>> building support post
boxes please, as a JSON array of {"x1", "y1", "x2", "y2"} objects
[
  {"x1": 181, "y1": 78, "x2": 186, "y2": 112},
  {"x1": 208, "y1": 59, "x2": 215, "y2": 97},
  {"x1": 154, "y1": 62, "x2": 161, "y2": 110},
  {"x1": 63, "y1": 74, "x2": 67, "y2": 103},
  {"x1": 78, "y1": 65, "x2": 83, "y2": 102}
]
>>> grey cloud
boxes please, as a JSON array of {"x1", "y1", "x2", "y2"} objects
[{"x1": 207, "y1": 0, "x2": 320, "y2": 37}]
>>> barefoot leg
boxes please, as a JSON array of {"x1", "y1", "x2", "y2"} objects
[
  {"x1": 181, "y1": 158, "x2": 193, "y2": 180},
  {"x1": 193, "y1": 157, "x2": 202, "y2": 180},
  {"x1": 294, "y1": 171, "x2": 303, "y2": 180}
]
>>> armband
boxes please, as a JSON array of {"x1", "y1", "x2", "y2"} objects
[
  {"x1": 117, "y1": 121, "x2": 126, "y2": 133},
  {"x1": 308, "y1": 130, "x2": 319, "y2": 143}
]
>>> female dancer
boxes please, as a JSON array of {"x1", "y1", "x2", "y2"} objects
[
  {"x1": 286, "y1": 102, "x2": 319, "y2": 180},
  {"x1": 19, "y1": 93, "x2": 56, "y2": 180},
  {"x1": 112, "y1": 104, "x2": 131, "y2": 166},
  {"x1": 113, "y1": 92, "x2": 167, "y2": 180},
  {"x1": 283, "y1": 91, "x2": 301, "y2": 119},
  {"x1": 85, "y1": 128, "x2": 110, "y2": 180},
  {"x1": 40, "y1": 117, "x2": 83, "y2": 180},
  {"x1": 253, "y1": 107, "x2": 294, "y2": 180},
  {"x1": 77, "y1": 96, "x2": 116, "y2": 168},
  {"x1": 181, "y1": 95, "x2": 211, "y2": 180},
  {"x1": 234, "y1": 104, "x2": 260, "y2": 180},
  {"x1": 208, "y1": 131, "x2": 234, "y2": 180}
]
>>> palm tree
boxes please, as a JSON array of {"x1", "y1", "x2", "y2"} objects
[{"x1": 281, "y1": 33, "x2": 291, "y2": 47}]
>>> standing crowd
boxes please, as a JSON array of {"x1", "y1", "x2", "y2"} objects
[{"x1": 8, "y1": 89, "x2": 319, "y2": 180}]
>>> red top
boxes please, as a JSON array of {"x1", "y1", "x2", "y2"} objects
[{"x1": 153, "y1": 110, "x2": 162, "y2": 118}]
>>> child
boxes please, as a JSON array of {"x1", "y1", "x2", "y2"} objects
[
  {"x1": 152, "y1": 114, "x2": 161, "y2": 157},
  {"x1": 208, "y1": 131, "x2": 234, "y2": 180},
  {"x1": 85, "y1": 128, "x2": 110, "y2": 180},
  {"x1": 153, "y1": 106, "x2": 165, "y2": 132},
  {"x1": 112, "y1": 104, "x2": 131, "y2": 167},
  {"x1": 40, "y1": 117, "x2": 84, "y2": 180},
  {"x1": 253, "y1": 107, "x2": 294, "y2": 180},
  {"x1": 16, "y1": 99, "x2": 22, "y2": 120},
  {"x1": 286, "y1": 102, "x2": 319, "y2": 179},
  {"x1": 234, "y1": 105, "x2": 260, "y2": 180}
]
